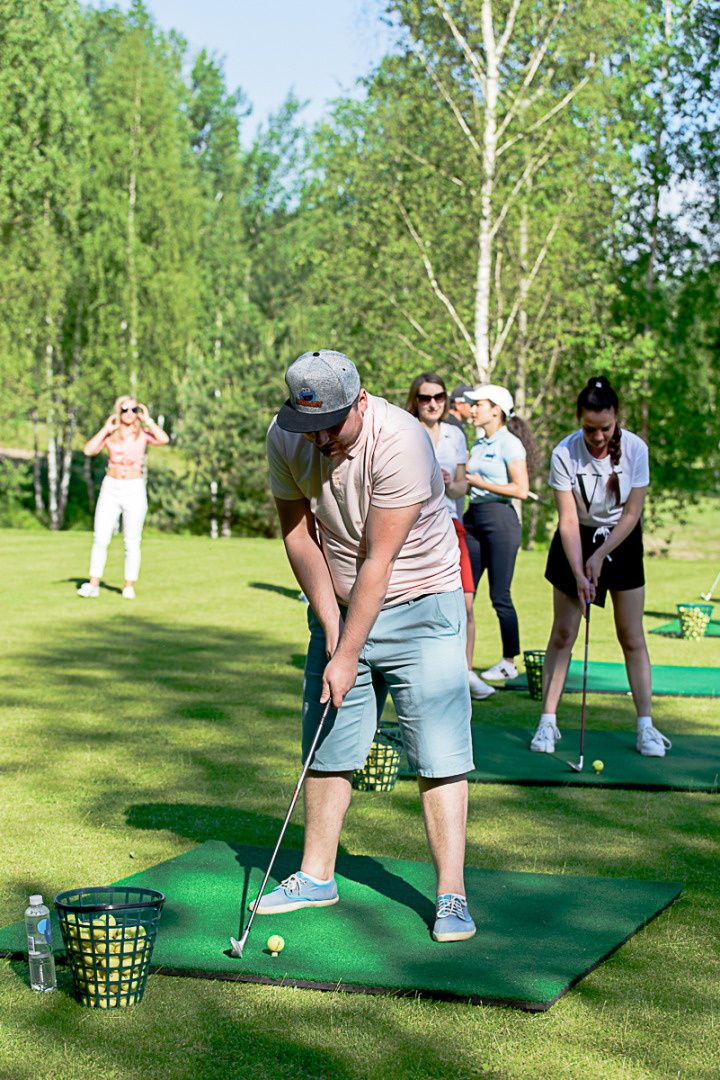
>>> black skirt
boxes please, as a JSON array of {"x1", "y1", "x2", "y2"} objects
[{"x1": 544, "y1": 521, "x2": 644, "y2": 608}]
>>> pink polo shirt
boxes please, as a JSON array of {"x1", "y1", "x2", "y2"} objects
[
  {"x1": 267, "y1": 394, "x2": 461, "y2": 607},
  {"x1": 100, "y1": 429, "x2": 163, "y2": 476}
]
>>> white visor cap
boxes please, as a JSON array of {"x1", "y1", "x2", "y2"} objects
[{"x1": 464, "y1": 384, "x2": 515, "y2": 417}]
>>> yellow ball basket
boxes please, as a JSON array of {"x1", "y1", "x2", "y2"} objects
[
  {"x1": 522, "y1": 650, "x2": 546, "y2": 701},
  {"x1": 352, "y1": 728, "x2": 403, "y2": 792},
  {"x1": 677, "y1": 603, "x2": 714, "y2": 640}
]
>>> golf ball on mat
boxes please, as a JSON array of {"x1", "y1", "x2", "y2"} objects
[
  {"x1": 267, "y1": 935, "x2": 285, "y2": 956},
  {"x1": 592, "y1": 760, "x2": 604, "y2": 773}
]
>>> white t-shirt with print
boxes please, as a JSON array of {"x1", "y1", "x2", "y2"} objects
[
  {"x1": 433, "y1": 422, "x2": 469, "y2": 521},
  {"x1": 548, "y1": 428, "x2": 649, "y2": 527}
]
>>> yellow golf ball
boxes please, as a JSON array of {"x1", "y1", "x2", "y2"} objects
[
  {"x1": 267, "y1": 935, "x2": 285, "y2": 956},
  {"x1": 592, "y1": 760, "x2": 604, "y2": 773}
]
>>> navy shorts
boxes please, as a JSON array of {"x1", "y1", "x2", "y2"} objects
[{"x1": 544, "y1": 521, "x2": 645, "y2": 608}]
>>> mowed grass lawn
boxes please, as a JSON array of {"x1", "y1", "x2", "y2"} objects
[{"x1": 2, "y1": 504, "x2": 720, "y2": 1080}]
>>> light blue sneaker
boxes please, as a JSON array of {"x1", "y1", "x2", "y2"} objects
[
  {"x1": 432, "y1": 893, "x2": 476, "y2": 942},
  {"x1": 249, "y1": 871, "x2": 339, "y2": 915}
]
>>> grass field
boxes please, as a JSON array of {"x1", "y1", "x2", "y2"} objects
[{"x1": 2, "y1": 505, "x2": 720, "y2": 1080}]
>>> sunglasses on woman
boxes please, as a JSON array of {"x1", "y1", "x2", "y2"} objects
[
  {"x1": 417, "y1": 393, "x2": 446, "y2": 404},
  {"x1": 121, "y1": 406, "x2": 140, "y2": 414}
]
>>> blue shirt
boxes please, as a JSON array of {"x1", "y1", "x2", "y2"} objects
[{"x1": 467, "y1": 426, "x2": 526, "y2": 503}]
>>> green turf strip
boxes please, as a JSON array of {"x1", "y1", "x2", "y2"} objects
[
  {"x1": 0, "y1": 841, "x2": 682, "y2": 1011},
  {"x1": 506, "y1": 660, "x2": 720, "y2": 696},
  {"x1": 397, "y1": 727, "x2": 720, "y2": 791},
  {"x1": 650, "y1": 618, "x2": 720, "y2": 637}
]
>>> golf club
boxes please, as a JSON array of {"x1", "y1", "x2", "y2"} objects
[
  {"x1": 568, "y1": 600, "x2": 591, "y2": 773},
  {"x1": 230, "y1": 698, "x2": 332, "y2": 959},
  {"x1": 527, "y1": 491, "x2": 548, "y2": 506},
  {"x1": 701, "y1": 568, "x2": 720, "y2": 601}
]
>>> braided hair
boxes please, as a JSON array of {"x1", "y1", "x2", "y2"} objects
[{"x1": 576, "y1": 375, "x2": 621, "y2": 505}]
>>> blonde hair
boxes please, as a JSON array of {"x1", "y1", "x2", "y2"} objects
[{"x1": 109, "y1": 396, "x2": 142, "y2": 441}]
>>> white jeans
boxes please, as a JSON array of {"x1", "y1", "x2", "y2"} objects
[{"x1": 89, "y1": 477, "x2": 148, "y2": 582}]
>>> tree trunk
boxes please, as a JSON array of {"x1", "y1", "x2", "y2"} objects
[
  {"x1": 473, "y1": 0, "x2": 499, "y2": 382},
  {"x1": 210, "y1": 479, "x2": 218, "y2": 539},
  {"x1": 221, "y1": 491, "x2": 232, "y2": 538},
  {"x1": 58, "y1": 408, "x2": 76, "y2": 527},
  {"x1": 32, "y1": 406, "x2": 45, "y2": 514},
  {"x1": 46, "y1": 344, "x2": 59, "y2": 531},
  {"x1": 84, "y1": 454, "x2": 95, "y2": 515}
]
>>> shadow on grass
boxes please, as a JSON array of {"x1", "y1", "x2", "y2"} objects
[
  {"x1": 249, "y1": 581, "x2": 304, "y2": 601},
  {"x1": 62, "y1": 576, "x2": 123, "y2": 595}
]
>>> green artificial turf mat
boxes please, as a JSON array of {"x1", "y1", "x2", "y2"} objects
[
  {"x1": 506, "y1": 660, "x2": 720, "y2": 696},
  {"x1": 0, "y1": 841, "x2": 682, "y2": 1011},
  {"x1": 398, "y1": 727, "x2": 720, "y2": 791},
  {"x1": 650, "y1": 618, "x2": 720, "y2": 637}
]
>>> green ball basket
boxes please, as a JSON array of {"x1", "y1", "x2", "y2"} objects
[
  {"x1": 523, "y1": 650, "x2": 546, "y2": 701},
  {"x1": 677, "y1": 603, "x2": 714, "y2": 640},
  {"x1": 55, "y1": 886, "x2": 165, "y2": 1010},
  {"x1": 352, "y1": 728, "x2": 403, "y2": 792}
]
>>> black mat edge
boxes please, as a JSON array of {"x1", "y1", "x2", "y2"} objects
[
  {"x1": 396, "y1": 774, "x2": 720, "y2": 794},
  {"x1": 0, "y1": 883, "x2": 684, "y2": 1013}
]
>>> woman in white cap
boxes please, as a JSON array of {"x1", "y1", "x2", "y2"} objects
[
  {"x1": 464, "y1": 384, "x2": 538, "y2": 682},
  {"x1": 530, "y1": 375, "x2": 669, "y2": 757},
  {"x1": 406, "y1": 373, "x2": 495, "y2": 700}
]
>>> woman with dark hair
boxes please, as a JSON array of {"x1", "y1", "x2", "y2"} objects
[
  {"x1": 405, "y1": 373, "x2": 494, "y2": 700},
  {"x1": 530, "y1": 375, "x2": 670, "y2": 757},
  {"x1": 463, "y1": 384, "x2": 537, "y2": 682}
]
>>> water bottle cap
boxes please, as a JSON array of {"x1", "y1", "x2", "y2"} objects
[{"x1": 29, "y1": 895, "x2": 43, "y2": 906}]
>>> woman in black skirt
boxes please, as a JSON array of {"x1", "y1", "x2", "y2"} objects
[{"x1": 530, "y1": 376, "x2": 671, "y2": 758}]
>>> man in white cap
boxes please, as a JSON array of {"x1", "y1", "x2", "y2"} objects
[{"x1": 259, "y1": 349, "x2": 476, "y2": 943}]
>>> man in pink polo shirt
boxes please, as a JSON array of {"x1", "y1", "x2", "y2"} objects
[{"x1": 258, "y1": 350, "x2": 476, "y2": 943}]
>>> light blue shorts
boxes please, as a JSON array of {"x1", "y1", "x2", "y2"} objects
[{"x1": 301, "y1": 590, "x2": 474, "y2": 779}]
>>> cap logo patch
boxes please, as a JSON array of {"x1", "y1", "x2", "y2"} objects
[{"x1": 297, "y1": 387, "x2": 323, "y2": 408}]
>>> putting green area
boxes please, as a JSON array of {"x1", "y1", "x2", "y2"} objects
[
  {"x1": 650, "y1": 618, "x2": 720, "y2": 638},
  {"x1": 398, "y1": 727, "x2": 720, "y2": 791},
  {"x1": 507, "y1": 660, "x2": 720, "y2": 696},
  {"x1": 0, "y1": 841, "x2": 682, "y2": 1011}
]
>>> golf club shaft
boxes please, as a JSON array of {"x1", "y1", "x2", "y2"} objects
[
  {"x1": 238, "y1": 698, "x2": 332, "y2": 953},
  {"x1": 580, "y1": 601, "x2": 590, "y2": 760},
  {"x1": 702, "y1": 569, "x2": 720, "y2": 601}
]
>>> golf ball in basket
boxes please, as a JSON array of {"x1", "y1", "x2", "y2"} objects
[
  {"x1": 592, "y1": 760, "x2": 604, "y2": 773},
  {"x1": 267, "y1": 935, "x2": 285, "y2": 955}
]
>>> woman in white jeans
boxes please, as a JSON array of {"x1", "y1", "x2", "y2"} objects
[{"x1": 77, "y1": 396, "x2": 168, "y2": 599}]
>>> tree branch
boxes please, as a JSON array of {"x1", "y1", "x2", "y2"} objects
[
  {"x1": 391, "y1": 141, "x2": 477, "y2": 195},
  {"x1": 491, "y1": 194, "x2": 574, "y2": 362},
  {"x1": 393, "y1": 196, "x2": 477, "y2": 358},
  {"x1": 413, "y1": 43, "x2": 482, "y2": 158},
  {"x1": 497, "y1": 64, "x2": 595, "y2": 157},
  {"x1": 496, "y1": 0, "x2": 567, "y2": 140},
  {"x1": 496, "y1": 0, "x2": 523, "y2": 60},
  {"x1": 433, "y1": 0, "x2": 486, "y2": 92},
  {"x1": 490, "y1": 147, "x2": 551, "y2": 240}
]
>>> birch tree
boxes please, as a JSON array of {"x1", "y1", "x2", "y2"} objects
[{"x1": 375, "y1": 0, "x2": 645, "y2": 397}]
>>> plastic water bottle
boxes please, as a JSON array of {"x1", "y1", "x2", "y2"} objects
[{"x1": 24, "y1": 895, "x2": 56, "y2": 993}]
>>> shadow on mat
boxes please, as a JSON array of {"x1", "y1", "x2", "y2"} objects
[{"x1": 229, "y1": 845, "x2": 436, "y2": 930}]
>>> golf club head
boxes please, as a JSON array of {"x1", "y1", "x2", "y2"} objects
[
  {"x1": 701, "y1": 593, "x2": 712, "y2": 601},
  {"x1": 567, "y1": 756, "x2": 584, "y2": 773},
  {"x1": 229, "y1": 935, "x2": 245, "y2": 958}
]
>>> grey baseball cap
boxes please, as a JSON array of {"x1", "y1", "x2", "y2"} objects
[
  {"x1": 450, "y1": 383, "x2": 473, "y2": 402},
  {"x1": 277, "y1": 350, "x2": 361, "y2": 433}
]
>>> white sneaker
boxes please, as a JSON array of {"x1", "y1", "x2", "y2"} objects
[
  {"x1": 122, "y1": 586, "x2": 136, "y2": 600},
  {"x1": 468, "y1": 671, "x2": 495, "y2": 700},
  {"x1": 530, "y1": 719, "x2": 561, "y2": 753},
  {"x1": 637, "y1": 725, "x2": 672, "y2": 757},
  {"x1": 481, "y1": 659, "x2": 518, "y2": 681},
  {"x1": 77, "y1": 583, "x2": 99, "y2": 598}
]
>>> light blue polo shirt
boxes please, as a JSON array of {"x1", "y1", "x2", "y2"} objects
[{"x1": 467, "y1": 426, "x2": 526, "y2": 503}]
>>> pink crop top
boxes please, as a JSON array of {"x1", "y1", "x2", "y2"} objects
[{"x1": 101, "y1": 429, "x2": 162, "y2": 477}]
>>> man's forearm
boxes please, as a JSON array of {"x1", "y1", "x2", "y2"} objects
[
  {"x1": 335, "y1": 556, "x2": 393, "y2": 662},
  {"x1": 284, "y1": 534, "x2": 341, "y2": 631}
]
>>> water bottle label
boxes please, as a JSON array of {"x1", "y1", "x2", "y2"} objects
[
  {"x1": 27, "y1": 934, "x2": 36, "y2": 952},
  {"x1": 38, "y1": 918, "x2": 52, "y2": 947}
]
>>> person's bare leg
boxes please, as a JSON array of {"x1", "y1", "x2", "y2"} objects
[
  {"x1": 542, "y1": 589, "x2": 584, "y2": 713},
  {"x1": 612, "y1": 587, "x2": 652, "y2": 716},
  {"x1": 418, "y1": 775, "x2": 468, "y2": 896},
  {"x1": 89, "y1": 576, "x2": 100, "y2": 587},
  {"x1": 300, "y1": 770, "x2": 353, "y2": 880},
  {"x1": 464, "y1": 592, "x2": 475, "y2": 670}
]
